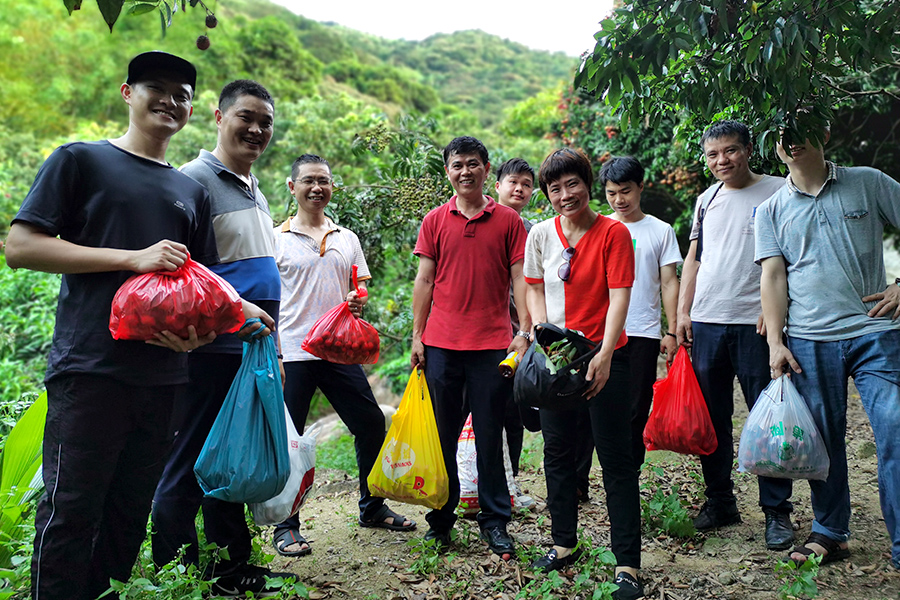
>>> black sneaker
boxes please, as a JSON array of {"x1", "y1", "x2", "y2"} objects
[
  {"x1": 210, "y1": 564, "x2": 295, "y2": 598},
  {"x1": 480, "y1": 525, "x2": 515, "y2": 556},
  {"x1": 612, "y1": 571, "x2": 644, "y2": 600},
  {"x1": 530, "y1": 547, "x2": 582, "y2": 573},
  {"x1": 693, "y1": 501, "x2": 741, "y2": 531}
]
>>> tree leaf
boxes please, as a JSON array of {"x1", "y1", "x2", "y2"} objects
[
  {"x1": 63, "y1": 0, "x2": 82, "y2": 14},
  {"x1": 97, "y1": 0, "x2": 124, "y2": 32}
]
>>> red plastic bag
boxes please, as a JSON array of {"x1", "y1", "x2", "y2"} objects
[
  {"x1": 643, "y1": 346, "x2": 717, "y2": 455},
  {"x1": 109, "y1": 257, "x2": 244, "y2": 340},
  {"x1": 301, "y1": 265, "x2": 380, "y2": 364}
]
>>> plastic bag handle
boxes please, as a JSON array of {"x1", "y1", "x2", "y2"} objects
[{"x1": 352, "y1": 265, "x2": 368, "y2": 299}]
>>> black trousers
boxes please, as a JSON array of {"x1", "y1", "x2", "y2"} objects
[
  {"x1": 540, "y1": 347, "x2": 642, "y2": 567},
  {"x1": 34, "y1": 374, "x2": 178, "y2": 600},
  {"x1": 275, "y1": 360, "x2": 387, "y2": 535},
  {"x1": 503, "y1": 391, "x2": 524, "y2": 476},
  {"x1": 152, "y1": 353, "x2": 252, "y2": 575},
  {"x1": 424, "y1": 346, "x2": 512, "y2": 532},
  {"x1": 627, "y1": 336, "x2": 664, "y2": 470}
]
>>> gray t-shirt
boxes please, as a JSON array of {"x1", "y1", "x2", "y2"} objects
[
  {"x1": 755, "y1": 165, "x2": 900, "y2": 341},
  {"x1": 689, "y1": 175, "x2": 785, "y2": 324}
]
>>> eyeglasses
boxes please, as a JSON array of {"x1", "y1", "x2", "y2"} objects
[
  {"x1": 557, "y1": 247, "x2": 575, "y2": 282},
  {"x1": 296, "y1": 177, "x2": 333, "y2": 187}
]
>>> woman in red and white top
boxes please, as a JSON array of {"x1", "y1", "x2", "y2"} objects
[{"x1": 523, "y1": 148, "x2": 643, "y2": 600}]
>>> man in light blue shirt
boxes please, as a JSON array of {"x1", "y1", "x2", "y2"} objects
[{"x1": 756, "y1": 125, "x2": 900, "y2": 570}]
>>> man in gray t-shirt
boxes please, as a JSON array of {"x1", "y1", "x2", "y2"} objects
[
  {"x1": 676, "y1": 120, "x2": 793, "y2": 551},
  {"x1": 757, "y1": 126, "x2": 900, "y2": 569}
]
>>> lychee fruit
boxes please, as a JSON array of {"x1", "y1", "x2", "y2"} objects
[{"x1": 196, "y1": 35, "x2": 210, "y2": 50}]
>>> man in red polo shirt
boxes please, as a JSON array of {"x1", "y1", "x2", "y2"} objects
[{"x1": 411, "y1": 136, "x2": 531, "y2": 557}]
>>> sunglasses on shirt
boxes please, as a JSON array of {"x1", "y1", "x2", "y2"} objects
[{"x1": 558, "y1": 247, "x2": 575, "y2": 282}]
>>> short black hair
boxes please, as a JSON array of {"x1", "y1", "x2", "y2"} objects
[
  {"x1": 496, "y1": 158, "x2": 534, "y2": 184},
  {"x1": 538, "y1": 148, "x2": 594, "y2": 197},
  {"x1": 700, "y1": 120, "x2": 751, "y2": 149},
  {"x1": 291, "y1": 154, "x2": 331, "y2": 180},
  {"x1": 598, "y1": 156, "x2": 644, "y2": 186},
  {"x1": 219, "y1": 80, "x2": 274, "y2": 114},
  {"x1": 443, "y1": 136, "x2": 489, "y2": 166}
]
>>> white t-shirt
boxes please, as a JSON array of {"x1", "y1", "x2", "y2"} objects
[
  {"x1": 689, "y1": 175, "x2": 785, "y2": 324},
  {"x1": 608, "y1": 214, "x2": 683, "y2": 339},
  {"x1": 274, "y1": 217, "x2": 371, "y2": 361}
]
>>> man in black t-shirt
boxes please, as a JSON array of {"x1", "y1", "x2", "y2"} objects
[{"x1": 5, "y1": 52, "x2": 273, "y2": 600}]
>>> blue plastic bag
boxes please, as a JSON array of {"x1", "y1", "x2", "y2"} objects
[{"x1": 194, "y1": 323, "x2": 290, "y2": 503}]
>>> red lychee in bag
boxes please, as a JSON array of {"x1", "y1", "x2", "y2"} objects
[{"x1": 301, "y1": 265, "x2": 380, "y2": 364}]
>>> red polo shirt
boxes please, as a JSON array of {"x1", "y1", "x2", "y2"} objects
[{"x1": 414, "y1": 195, "x2": 527, "y2": 351}]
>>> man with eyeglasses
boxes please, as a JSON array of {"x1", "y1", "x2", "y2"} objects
[
  {"x1": 411, "y1": 136, "x2": 530, "y2": 558},
  {"x1": 676, "y1": 120, "x2": 793, "y2": 552},
  {"x1": 270, "y1": 154, "x2": 416, "y2": 559}
]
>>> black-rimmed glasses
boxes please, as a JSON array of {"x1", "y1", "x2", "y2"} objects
[{"x1": 558, "y1": 247, "x2": 575, "y2": 282}]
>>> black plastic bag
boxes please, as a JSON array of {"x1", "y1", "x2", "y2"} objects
[{"x1": 513, "y1": 323, "x2": 601, "y2": 411}]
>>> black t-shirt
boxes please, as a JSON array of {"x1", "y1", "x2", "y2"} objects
[{"x1": 13, "y1": 140, "x2": 218, "y2": 386}]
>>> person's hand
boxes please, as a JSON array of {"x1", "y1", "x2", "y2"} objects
[
  {"x1": 410, "y1": 336, "x2": 426, "y2": 369},
  {"x1": 660, "y1": 334, "x2": 678, "y2": 367},
  {"x1": 130, "y1": 239, "x2": 189, "y2": 273},
  {"x1": 863, "y1": 283, "x2": 900, "y2": 320},
  {"x1": 769, "y1": 341, "x2": 801, "y2": 377},
  {"x1": 146, "y1": 325, "x2": 216, "y2": 352},
  {"x1": 583, "y1": 353, "x2": 611, "y2": 399},
  {"x1": 507, "y1": 334, "x2": 529, "y2": 356},
  {"x1": 346, "y1": 289, "x2": 367, "y2": 317},
  {"x1": 676, "y1": 316, "x2": 693, "y2": 348},
  {"x1": 756, "y1": 313, "x2": 767, "y2": 337},
  {"x1": 239, "y1": 300, "x2": 275, "y2": 339}
]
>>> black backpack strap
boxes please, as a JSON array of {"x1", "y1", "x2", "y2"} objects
[{"x1": 695, "y1": 182, "x2": 724, "y2": 263}]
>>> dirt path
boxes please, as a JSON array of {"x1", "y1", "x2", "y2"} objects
[{"x1": 262, "y1": 381, "x2": 900, "y2": 600}]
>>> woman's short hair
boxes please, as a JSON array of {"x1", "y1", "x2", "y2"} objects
[{"x1": 538, "y1": 148, "x2": 593, "y2": 196}]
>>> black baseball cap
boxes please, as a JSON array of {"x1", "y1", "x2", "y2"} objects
[{"x1": 127, "y1": 51, "x2": 197, "y2": 92}]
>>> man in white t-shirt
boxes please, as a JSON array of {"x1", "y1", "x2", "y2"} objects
[
  {"x1": 676, "y1": 121, "x2": 793, "y2": 551},
  {"x1": 270, "y1": 154, "x2": 416, "y2": 559},
  {"x1": 600, "y1": 156, "x2": 682, "y2": 470}
]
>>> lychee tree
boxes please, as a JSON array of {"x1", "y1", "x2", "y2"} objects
[
  {"x1": 61, "y1": 0, "x2": 217, "y2": 39},
  {"x1": 577, "y1": 0, "x2": 900, "y2": 160}
]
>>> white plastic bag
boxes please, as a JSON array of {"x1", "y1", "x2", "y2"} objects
[
  {"x1": 738, "y1": 375, "x2": 829, "y2": 481},
  {"x1": 250, "y1": 414, "x2": 320, "y2": 526},
  {"x1": 456, "y1": 414, "x2": 515, "y2": 514}
]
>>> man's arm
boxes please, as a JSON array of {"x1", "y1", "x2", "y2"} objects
[
  {"x1": 410, "y1": 256, "x2": 436, "y2": 369},
  {"x1": 676, "y1": 239, "x2": 699, "y2": 347},
  {"x1": 584, "y1": 287, "x2": 631, "y2": 399},
  {"x1": 508, "y1": 260, "x2": 531, "y2": 355},
  {"x1": 862, "y1": 281, "x2": 900, "y2": 320},
  {"x1": 6, "y1": 222, "x2": 190, "y2": 274},
  {"x1": 347, "y1": 280, "x2": 369, "y2": 316},
  {"x1": 760, "y1": 255, "x2": 801, "y2": 376},
  {"x1": 659, "y1": 262, "x2": 680, "y2": 365}
]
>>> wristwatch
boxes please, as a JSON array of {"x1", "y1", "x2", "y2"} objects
[
  {"x1": 515, "y1": 330, "x2": 532, "y2": 341},
  {"x1": 895, "y1": 277, "x2": 900, "y2": 287}
]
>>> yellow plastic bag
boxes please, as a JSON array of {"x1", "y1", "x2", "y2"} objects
[{"x1": 367, "y1": 367, "x2": 449, "y2": 509}]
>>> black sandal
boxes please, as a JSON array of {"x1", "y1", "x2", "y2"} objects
[
  {"x1": 789, "y1": 532, "x2": 850, "y2": 566},
  {"x1": 273, "y1": 528, "x2": 312, "y2": 557},
  {"x1": 358, "y1": 504, "x2": 417, "y2": 531}
]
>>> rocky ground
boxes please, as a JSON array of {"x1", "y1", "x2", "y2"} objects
[{"x1": 258, "y1": 374, "x2": 900, "y2": 600}]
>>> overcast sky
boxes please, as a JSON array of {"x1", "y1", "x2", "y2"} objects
[{"x1": 270, "y1": 0, "x2": 615, "y2": 57}]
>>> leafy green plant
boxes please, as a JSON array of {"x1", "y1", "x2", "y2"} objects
[
  {"x1": 775, "y1": 554, "x2": 821, "y2": 599},
  {"x1": 640, "y1": 465, "x2": 696, "y2": 538},
  {"x1": 516, "y1": 569, "x2": 565, "y2": 600},
  {"x1": 316, "y1": 433, "x2": 359, "y2": 477},
  {"x1": 0, "y1": 392, "x2": 46, "y2": 569},
  {"x1": 405, "y1": 537, "x2": 449, "y2": 576}
]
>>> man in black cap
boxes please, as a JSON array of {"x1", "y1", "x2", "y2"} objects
[{"x1": 6, "y1": 51, "x2": 274, "y2": 600}]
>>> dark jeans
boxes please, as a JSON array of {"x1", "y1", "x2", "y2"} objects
[
  {"x1": 34, "y1": 375, "x2": 178, "y2": 600},
  {"x1": 424, "y1": 346, "x2": 512, "y2": 532},
  {"x1": 628, "y1": 336, "x2": 663, "y2": 470},
  {"x1": 691, "y1": 322, "x2": 793, "y2": 513},
  {"x1": 152, "y1": 353, "x2": 251, "y2": 575},
  {"x1": 503, "y1": 391, "x2": 524, "y2": 476},
  {"x1": 788, "y1": 330, "x2": 900, "y2": 567},
  {"x1": 540, "y1": 347, "x2": 642, "y2": 568},
  {"x1": 275, "y1": 360, "x2": 387, "y2": 535}
]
